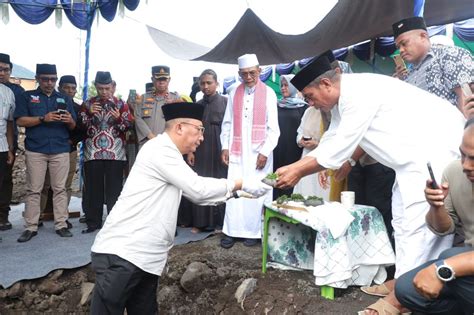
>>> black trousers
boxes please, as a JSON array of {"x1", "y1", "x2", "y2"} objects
[
  {"x1": 395, "y1": 247, "x2": 474, "y2": 315},
  {"x1": 91, "y1": 253, "x2": 159, "y2": 315},
  {"x1": 83, "y1": 160, "x2": 125, "y2": 228},
  {"x1": 0, "y1": 152, "x2": 13, "y2": 221}
]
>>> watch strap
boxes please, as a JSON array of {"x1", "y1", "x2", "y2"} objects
[{"x1": 435, "y1": 260, "x2": 456, "y2": 282}]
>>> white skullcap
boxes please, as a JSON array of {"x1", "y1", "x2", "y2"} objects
[
  {"x1": 430, "y1": 35, "x2": 455, "y2": 47},
  {"x1": 238, "y1": 54, "x2": 259, "y2": 69}
]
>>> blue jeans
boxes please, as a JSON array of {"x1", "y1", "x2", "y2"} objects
[{"x1": 395, "y1": 246, "x2": 474, "y2": 314}]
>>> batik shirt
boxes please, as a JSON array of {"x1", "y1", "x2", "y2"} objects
[
  {"x1": 79, "y1": 96, "x2": 133, "y2": 161},
  {"x1": 405, "y1": 44, "x2": 474, "y2": 106}
]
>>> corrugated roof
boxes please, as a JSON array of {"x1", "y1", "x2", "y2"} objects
[{"x1": 12, "y1": 63, "x2": 35, "y2": 80}]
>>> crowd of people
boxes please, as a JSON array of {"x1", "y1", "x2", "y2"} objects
[{"x1": 0, "y1": 15, "x2": 473, "y2": 315}]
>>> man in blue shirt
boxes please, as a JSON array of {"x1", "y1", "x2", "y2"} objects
[
  {"x1": 14, "y1": 63, "x2": 76, "y2": 242},
  {"x1": 0, "y1": 53, "x2": 25, "y2": 231}
]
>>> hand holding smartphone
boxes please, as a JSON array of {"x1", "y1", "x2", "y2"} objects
[
  {"x1": 427, "y1": 162, "x2": 439, "y2": 189},
  {"x1": 302, "y1": 136, "x2": 312, "y2": 141},
  {"x1": 461, "y1": 82, "x2": 472, "y2": 97},
  {"x1": 393, "y1": 55, "x2": 406, "y2": 70}
]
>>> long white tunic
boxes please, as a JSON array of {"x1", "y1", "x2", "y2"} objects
[
  {"x1": 92, "y1": 133, "x2": 232, "y2": 276},
  {"x1": 308, "y1": 73, "x2": 465, "y2": 276},
  {"x1": 220, "y1": 84, "x2": 280, "y2": 239}
]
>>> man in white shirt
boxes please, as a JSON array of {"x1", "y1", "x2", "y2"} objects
[
  {"x1": 275, "y1": 56, "x2": 465, "y2": 314},
  {"x1": 220, "y1": 53, "x2": 280, "y2": 248},
  {"x1": 90, "y1": 102, "x2": 271, "y2": 314},
  {"x1": 0, "y1": 82, "x2": 15, "y2": 203}
]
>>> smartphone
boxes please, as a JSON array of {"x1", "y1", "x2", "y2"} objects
[
  {"x1": 303, "y1": 136, "x2": 312, "y2": 141},
  {"x1": 57, "y1": 109, "x2": 68, "y2": 115},
  {"x1": 427, "y1": 162, "x2": 439, "y2": 189},
  {"x1": 461, "y1": 82, "x2": 472, "y2": 97},
  {"x1": 393, "y1": 54, "x2": 406, "y2": 70}
]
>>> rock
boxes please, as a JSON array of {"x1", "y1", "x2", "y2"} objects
[
  {"x1": 0, "y1": 289, "x2": 7, "y2": 299},
  {"x1": 47, "y1": 269, "x2": 63, "y2": 281},
  {"x1": 38, "y1": 280, "x2": 64, "y2": 295},
  {"x1": 180, "y1": 262, "x2": 212, "y2": 293},
  {"x1": 36, "y1": 299, "x2": 50, "y2": 311},
  {"x1": 7, "y1": 283, "x2": 24, "y2": 298},
  {"x1": 80, "y1": 282, "x2": 95, "y2": 306},
  {"x1": 234, "y1": 278, "x2": 257, "y2": 304},
  {"x1": 22, "y1": 291, "x2": 37, "y2": 308},
  {"x1": 157, "y1": 285, "x2": 182, "y2": 305},
  {"x1": 216, "y1": 266, "x2": 231, "y2": 279}
]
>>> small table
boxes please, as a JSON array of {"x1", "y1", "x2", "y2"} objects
[{"x1": 262, "y1": 203, "x2": 395, "y2": 300}]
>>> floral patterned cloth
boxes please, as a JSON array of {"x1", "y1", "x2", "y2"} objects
[{"x1": 266, "y1": 203, "x2": 395, "y2": 288}]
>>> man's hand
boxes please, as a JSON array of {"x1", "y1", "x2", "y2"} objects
[
  {"x1": 464, "y1": 95, "x2": 474, "y2": 119},
  {"x1": 425, "y1": 180, "x2": 449, "y2": 208},
  {"x1": 90, "y1": 102, "x2": 102, "y2": 115},
  {"x1": 413, "y1": 263, "x2": 444, "y2": 299},
  {"x1": 299, "y1": 138, "x2": 318, "y2": 150},
  {"x1": 221, "y1": 149, "x2": 229, "y2": 166},
  {"x1": 187, "y1": 152, "x2": 195, "y2": 166},
  {"x1": 109, "y1": 107, "x2": 121, "y2": 120},
  {"x1": 7, "y1": 150, "x2": 14, "y2": 165},
  {"x1": 318, "y1": 171, "x2": 330, "y2": 189},
  {"x1": 60, "y1": 111, "x2": 74, "y2": 124},
  {"x1": 44, "y1": 111, "x2": 61, "y2": 123},
  {"x1": 334, "y1": 161, "x2": 352, "y2": 182},
  {"x1": 256, "y1": 153, "x2": 267, "y2": 170},
  {"x1": 275, "y1": 165, "x2": 301, "y2": 189},
  {"x1": 393, "y1": 64, "x2": 408, "y2": 80},
  {"x1": 242, "y1": 178, "x2": 272, "y2": 198}
]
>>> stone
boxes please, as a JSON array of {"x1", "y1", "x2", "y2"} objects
[
  {"x1": 38, "y1": 280, "x2": 64, "y2": 295},
  {"x1": 157, "y1": 285, "x2": 181, "y2": 305},
  {"x1": 7, "y1": 282, "x2": 24, "y2": 298},
  {"x1": 47, "y1": 269, "x2": 63, "y2": 281},
  {"x1": 216, "y1": 266, "x2": 231, "y2": 279},
  {"x1": 180, "y1": 262, "x2": 212, "y2": 293},
  {"x1": 80, "y1": 282, "x2": 95, "y2": 306},
  {"x1": 234, "y1": 278, "x2": 257, "y2": 304}
]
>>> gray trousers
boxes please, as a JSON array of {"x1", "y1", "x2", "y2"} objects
[
  {"x1": 90, "y1": 252, "x2": 159, "y2": 315},
  {"x1": 395, "y1": 246, "x2": 474, "y2": 315}
]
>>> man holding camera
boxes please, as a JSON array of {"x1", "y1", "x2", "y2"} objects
[
  {"x1": 78, "y1": 71, "x2": 133, "y2": 234},
  {"x1": 14, "y1": 64, "x2": 76, "y2": 242}
]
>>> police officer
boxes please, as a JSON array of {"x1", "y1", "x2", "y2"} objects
[
  {"x1": 134, "y1": 65, "x2": 181, "y2": 148},
  {"x1": 15, "y1": 64, "x2": 76, "y2": 242}
]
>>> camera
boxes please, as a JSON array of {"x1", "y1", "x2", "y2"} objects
[{"x1": 103, "y1": 101, "x2": 116, "y2": 111}]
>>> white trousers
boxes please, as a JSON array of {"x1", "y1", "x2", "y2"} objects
[{"x1": 391, "y1": 181, "x2": 453, "y2": 278}]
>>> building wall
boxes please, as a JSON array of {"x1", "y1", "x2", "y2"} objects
[{"x1": 10, "y1": 77, "x2": 36, "y2": 91}]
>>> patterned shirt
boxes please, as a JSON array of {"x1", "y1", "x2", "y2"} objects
[
  {"x1": 404, "y1": 44, "x2": 474, "y2": 106},
  {"x1": 79, "y1": 96, "x2": 133, "y2": 161}
]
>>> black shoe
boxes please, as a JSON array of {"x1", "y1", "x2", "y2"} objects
[
  {"x1": 79, "y1": 215, "x2": 87, "y2": 224},
  {"x1": 243, "y1": 238, "x2": 259, "y2": 247},
  {"x1": 18, "y1": 230, "x2": 38, "y2": 243},
  {"x1": 56, "y1": 228, "x2": 73, "y2": 237},
  {"x1": 81, "y1": 227, "x2": 100, "y2": 234},
  {"x1": 220, "y1": 236, "x2": 235, "y2": 249},
  {"x1": 66, "y1": 220, "x2": 73, "y2": 229},
  {"x1": 38, "y1": 220, "x2": 44, "y2": 228},
  {"x1": 0, "y1": 220, "x2": 12, "y2": 231}
]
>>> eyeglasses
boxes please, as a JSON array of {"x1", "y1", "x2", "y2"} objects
[
  {"x1": 0, "y1": 67, "x2": 11, "y2": 73},
  {"x1": 180, "y1": 122, "x2": 205, "y2": 134},
  {"x1": 239, "y1": 70, "x2": 259, "y2": 78},
  {"x1": 39, "y1": 77, "x2": 58, "y2": 83}
]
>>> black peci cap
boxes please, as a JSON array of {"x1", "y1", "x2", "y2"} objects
[
  {"x1": 162, "y1": 102, "x2": 204, "y2": 122},
  {"x1": 291, "y1": 56, "x2": 332, "y2": 91},
  {"x1": 36, "y1": 64, "x2": 57, "y2": 75},
  {"x1": 59, "y1": 75, "x2": 77, "y2": 86},
  {"x1": 0, "y1": 53, "x2": 12, "y2": 68},
  {"x1": 95, "y1": 71, "x2": 112, "y2": 85},
  {"x1": 392, "y1": 17, "x2": 427, "y2": 38}
]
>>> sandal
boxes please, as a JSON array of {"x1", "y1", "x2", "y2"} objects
[
  {"x1": 358, "y1": 298, "x2": 409, "y2": 315},
  {"x1": 361, "y1": 283, "x2": 391, "y2": 297}
]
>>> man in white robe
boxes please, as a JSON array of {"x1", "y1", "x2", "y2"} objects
[
  {"x1": 220, "y1": 54, "x2": 280, "y2": 248},
  {"x1": 275, "y1": 56, "x2": 465, "y2": 314}
]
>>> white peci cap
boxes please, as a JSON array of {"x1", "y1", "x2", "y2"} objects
[{"x1": 238, "y1": 54, "x2": 259, "y2": 69}]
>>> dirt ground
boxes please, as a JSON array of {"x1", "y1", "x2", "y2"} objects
[{"x1": 0, "y1": 141, "x2": 379, "y2": 314}]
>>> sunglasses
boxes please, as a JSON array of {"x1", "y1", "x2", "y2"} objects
[
  {"x1": 180, "y1": 122, "x2": 205, "y2": 134},
  {"x1": 39, "y1": 77, "x2": 58, "y2": 83}
]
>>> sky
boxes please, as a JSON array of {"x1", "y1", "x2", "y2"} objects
[{"x1": 0, "y1": 0, "x2": 337, "y2": 98}]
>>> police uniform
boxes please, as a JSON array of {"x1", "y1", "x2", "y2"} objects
[{"x1": 134, "y1": 66, "x2": 181, "y2": 148}]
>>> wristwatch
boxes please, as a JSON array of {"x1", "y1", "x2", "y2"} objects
[
  {"x1": 435, "y1": 260, "x2": 456, "y2": 282},
  {"x1": 347, "y1": 157, "x2": 357, "y2": 167},
  {"x1": 39, "y1": 116, "x2": 45, "y2": 123}
]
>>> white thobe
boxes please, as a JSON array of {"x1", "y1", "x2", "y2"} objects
[
  {"x1": 308, "y1": 73, "x2": 465, "y2": 276},
  {"x1": 92, "y1": 133, "x2": 232, "y2": 276},
  {"x1": 220, "y1": 84, "x2": 280, "y2": 239}
]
